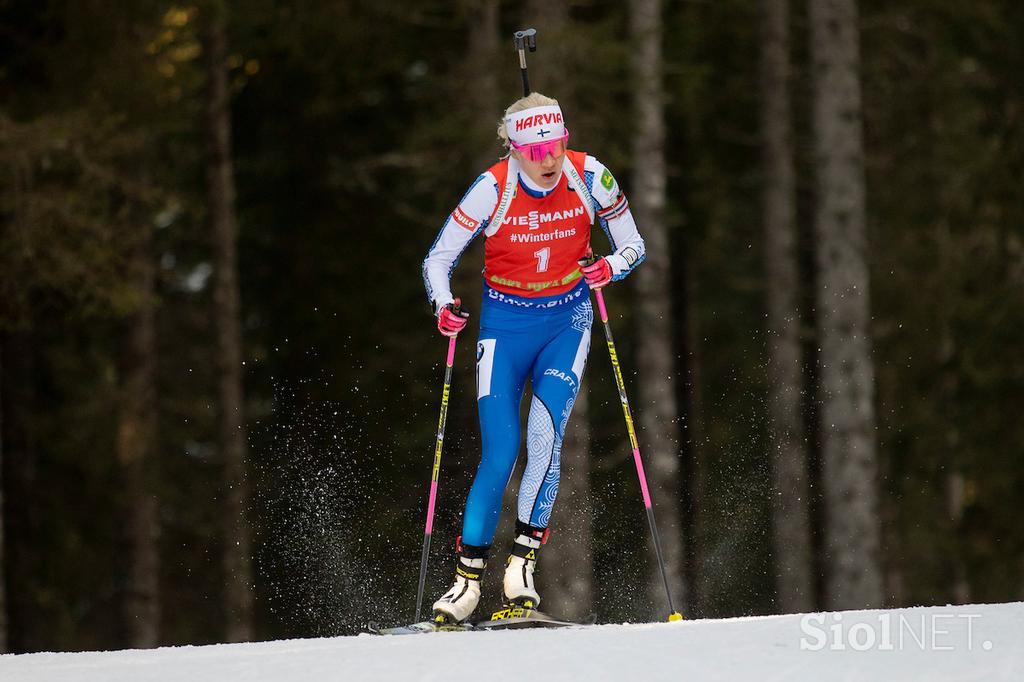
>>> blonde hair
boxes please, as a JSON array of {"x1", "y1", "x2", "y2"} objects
[{"x1": 497, "y1": 92, "x2": 560, "y2": 150}]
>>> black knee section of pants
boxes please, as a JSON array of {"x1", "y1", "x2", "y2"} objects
[
  {"x1": 515, "y1": 520, "x2": 548, "y2": 544},
  {"x1": 457, "y1": 536, "x2": 491, "y2": 560}
]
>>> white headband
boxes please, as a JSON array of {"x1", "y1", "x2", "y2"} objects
[{"x1": 505, "y1": 105, "x2": 566, "y2": 145}]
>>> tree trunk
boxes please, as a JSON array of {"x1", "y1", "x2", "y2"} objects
[
  {"x1": 936, "y1": 229, "x2": 969, "y2": 605},
  {"x1": 203, "y1": 5, "x2": 254, "y2": 641},
  {"x1": 759, "y1": 0, "x2": 814, "y2": 613},
  {"x1": 1, "y1": 331, "x2": 39, "y2": 651},
  {"x1": 467, "y1": 0, "x2": 500, "y2": 171},
  {"x1": 523, "y1": 1, "x2": 572, "y2": 101},
  {"x1": 945, "y1": 470, "x2": 970, "y2": 604},
  {"x1": 456, "y1": 0, "x2": 498, "y2": 481},
  {"x1": 542, "y1": 387, "x2": 594, "y2": 620},
  {"x1": 116, "y1": 220, "x2": 161, "y2": 648},
  {"x1": 674, "y1": 245, "x2": 706, "y2": 616},
  {"x1": 808, "y1": 0, "x2": 884, "y2": 609},
  {"x1": 520, "y1": 0, "x2": 596, "y2": 618},
  {"x1": 630, "y1": 0, "x2": 687, "y2": 616},
  {"x1": 0, "y1": 341, "x2": 6, "y2": 653}
]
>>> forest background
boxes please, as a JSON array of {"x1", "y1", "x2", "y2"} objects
[{"x1": 1, "y1": 0, "x2": 1022, "y2": 653}]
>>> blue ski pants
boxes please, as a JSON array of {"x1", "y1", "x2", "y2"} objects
[{"x1": 461, "y1": 281, "x2": 593, "y2": 548}]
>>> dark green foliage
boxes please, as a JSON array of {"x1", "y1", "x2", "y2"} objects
[{"x1": 862, "y1": 0, "x2": 1024, "y2": 606}]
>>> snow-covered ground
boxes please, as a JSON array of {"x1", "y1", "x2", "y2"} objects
[{"x1": 2, "y1": 602, "x2": 1021, "y2": 681}]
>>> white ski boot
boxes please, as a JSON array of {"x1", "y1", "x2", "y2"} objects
[
  {"x1": 432, "y1": 541, "x2": 487, "y2": 623},
  {"x1": 503, "y1": 521, "x2": 549, "y2": 608}
]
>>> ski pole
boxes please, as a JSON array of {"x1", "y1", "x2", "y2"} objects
[
  {"x1": 513, "y1": 28, "x2": 537, "y2": 97},
  {"x1": 587, "y1": 277, "x2": 683, "y2": 622},
  {"x1": 414, "y1": 319, "x2": 462, "y2": 623}
]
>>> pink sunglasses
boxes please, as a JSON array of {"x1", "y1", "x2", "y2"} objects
[{"x1": 510, "y1": 130, "x2": 570, "y2": 162}]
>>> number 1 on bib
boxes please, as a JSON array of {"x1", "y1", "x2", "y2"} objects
[{"x1": 534, "y1": 247, "x2": 550, "y2": 273}]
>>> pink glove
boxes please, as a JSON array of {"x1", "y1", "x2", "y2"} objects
[
  {"x1": 437, "y1": 298, "x2": 469, "y2": 337},
  {"x1": 580, "y1": 257, "x2": 612, "y2": 289}
]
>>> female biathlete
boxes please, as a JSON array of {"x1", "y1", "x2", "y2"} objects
[{"x1": 422, "y1": 92, "x2": 646, "y2": 623}]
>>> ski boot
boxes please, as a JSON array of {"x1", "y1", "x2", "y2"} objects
[
  {"x1": 502, "y1": 520, "x2": 549, "y2": 612},
  {"x1": 432, "y1": 538, "x2": 488, "y2": 624}
]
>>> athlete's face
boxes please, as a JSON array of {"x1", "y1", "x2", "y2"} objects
[{"x1": 513, "y1": 145, "x2": 566, "y2": 190}]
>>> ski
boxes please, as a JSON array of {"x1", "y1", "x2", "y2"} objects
[
  {"x1": 473, "y1": 612, "x2": 583, "y2": 631},
  {"x1": 365, "y1": 620, "x2": 473, "y2": 635},
  {"x1": 474, "y1": 602, "x2": 592, "y2": 630},
  {"x1": 366, "y1": 604, "x2": 594, "y2": 636}
]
